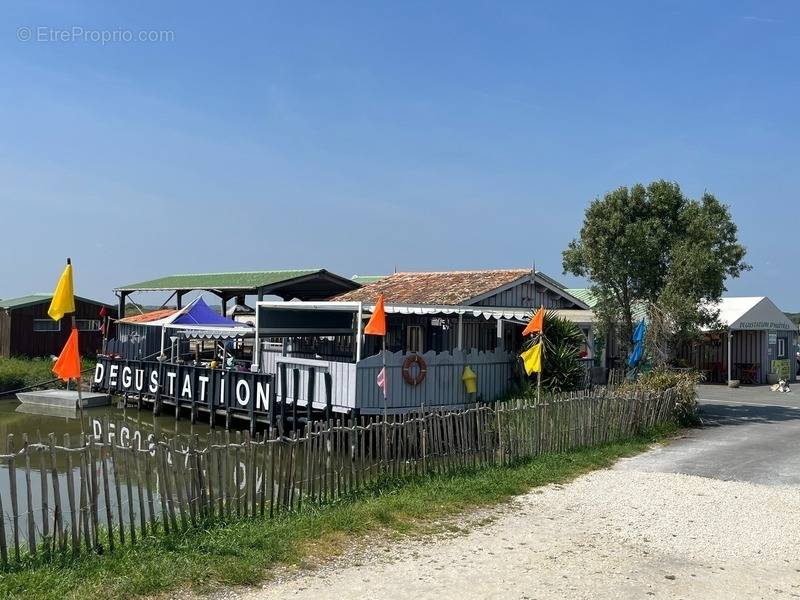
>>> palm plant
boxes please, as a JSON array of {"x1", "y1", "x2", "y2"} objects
[{"x1": 522, "y1": 310, "x2": 585, "y2": 393}]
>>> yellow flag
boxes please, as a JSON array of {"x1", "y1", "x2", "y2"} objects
[
  {"x1": 47, "y1": 263, "x2": 75, "y2": 321},
  {"x1": 520, "y1": 342, "x2": 542, "y2": 375}
]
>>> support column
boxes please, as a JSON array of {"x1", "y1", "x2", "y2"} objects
[
  {"x1": 727, "y1": 329, "x2": 732, "y2": 383},
  {"x1": 176, "y1": 290, "x2": 185, "y2": 309},
  {"x1": 496, "y1": 318, "x2": 504, "y2": 351},
  {"x1": 118, "y1": 291, "x2": 128, "y2": 319},
  {"x1": 220, "y1": 293, "x2": 228, "y2": 317},
  {"x1": 253, "y1": 298, "x2": 261, "y2": 371},
  {"x1": 457, "y1": 313, "x2": 464, "y2": 351},
  {"x1": 355, "y1": 303, "x2": 363, "y2": 362}
]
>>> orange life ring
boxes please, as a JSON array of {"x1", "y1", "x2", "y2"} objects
[{"x1": 402, "y1": 354, "x2": 428, "y2": 386}]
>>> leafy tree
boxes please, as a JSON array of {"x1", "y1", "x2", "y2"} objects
[
  {"x1": 562, "y1": 180, "x2": 749, "y2": 362},
  {"x1": 523, "y1": 311, "x2": 585, "y2": 393}
]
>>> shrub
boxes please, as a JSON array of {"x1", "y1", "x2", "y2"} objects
[
  {"x1": 621, "y1": 368, "x2": 701, "y2": 425},
  {"x1": 522, "y1": 311, "x2": 585, "y2": 394},
  {"x1": 0, "y1": 357, "x2": 95, "y2": 395}
]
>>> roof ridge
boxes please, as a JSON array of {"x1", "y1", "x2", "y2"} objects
[
  {"x1": 391, "y1": 269, "x2": 532, "y2": 275},
  {"x1": 168, "y1": 269, "x2": 321, "y2": 277}
]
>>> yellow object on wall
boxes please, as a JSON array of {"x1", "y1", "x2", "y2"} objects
[{"x1": 462, "y1": 366, "x2": 477, "y2": 394}]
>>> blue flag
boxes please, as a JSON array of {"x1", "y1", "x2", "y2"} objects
[{"x1": 627, "y1": 319, "x2": 646, "y2": 368}]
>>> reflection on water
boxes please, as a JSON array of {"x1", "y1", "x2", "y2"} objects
[
  {"x1": 0, "y1": 395, "x2": 221, "y2": 544},
  {"x1": 0, "y1": 395, "x2": 215, "y2": 446}
]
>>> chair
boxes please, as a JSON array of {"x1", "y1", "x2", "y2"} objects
[{"x1": 741, "y1": 363, "x2": 759, "y2": 384}]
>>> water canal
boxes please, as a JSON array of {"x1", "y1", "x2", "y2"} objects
[{"x1": 0, "y1": 395, "x2": 228, "y2": 545}]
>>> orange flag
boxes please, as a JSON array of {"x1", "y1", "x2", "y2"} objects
[
  {"x1": 53, "y1": 327, "x2": 81, "y2": 381},
  {"x1": 364, "y1": 293, "x2": 387, "y2": 336},
  {"x1": 522, "y1": 306, "x2": 544, "y2": 336}
]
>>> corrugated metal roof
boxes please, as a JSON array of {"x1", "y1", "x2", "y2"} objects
[
  {"x1": 335, "y1": 270, "x2": 534, "y2": 305},
  {"x1": 564, "y1": 288, "x2": 597, "y2": 308},
  {"x1": 115, "y1": 269, "x2": 324, "y2": 292},
  {"x1": 0, "y1": 293, "x2": 52, "y2": 310},
  {"x1": 351, "y1": 275, "x2": 386, "y2": 285},
  {"x1": 533, "y1": 271, "x2": 569, "y2": 291},
  {"x1": 118, "y1": 308, "x2": 178, "y2": 324},
  {"x1": 0, "y1": 293, "x2": 114, "y2": 311},
  {"x1": 564, "y1": 288, "x2": 650, "y2": 321}
]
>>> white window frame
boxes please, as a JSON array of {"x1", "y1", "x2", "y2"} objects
[
  {"x1": 777, "y1": 337, "x2": 787, "y2": 359},
  {"x1": 406, "y1": 325, "x2": 423, "y2": 353},
  {"x1": 33, "y1": 319, "x2": 60, "y2": 332},
  {"x1": 76, "y1": 319, "x2": 101, "y2": 332}
]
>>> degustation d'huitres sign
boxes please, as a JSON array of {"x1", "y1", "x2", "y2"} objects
[{"x1": 93, "y1": 357, "x2": 272, "y2": 413}]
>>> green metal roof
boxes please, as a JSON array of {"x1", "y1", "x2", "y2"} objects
[
  {"x1": 564, "y1": 288, "x2": 597, "y2": 308},
  {"x1": 351, "y1": 275, "x2": 386, "y2": 285},
  {"x1": 0, "y1": 294, "x2": 53, "y2": 310},
  {"x1": 534, "y1": 271, "x2": 568, "y2": 291},
  {"x1": 115, "y1": 269, "x2": 327, "y2": 292},
  {"x1": 563, "y1": 288, "x2": 650, "y2": 321},
  {"x1": 0, "y1": 293, "x2": 113, "y2": 310}
]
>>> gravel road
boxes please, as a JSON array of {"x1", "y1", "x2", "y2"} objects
[
  {"x1": 199, "y1": 468, "x2": 800, "y2": 600},
  {"x1": 189, "y1": 391, "x2": 800, "y2": 600}
]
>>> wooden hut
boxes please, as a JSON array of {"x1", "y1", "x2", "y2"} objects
[
  {"x1": 256, "y1": 269, "x2": 597, "y2": 414},
  {"x1": 0, "y1": 294, "x2": 116, "y2": 358},
  {"x1": 676, "y1": 296, "x2": 798, "y2": 384}
]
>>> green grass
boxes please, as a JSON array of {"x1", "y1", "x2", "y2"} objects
[
  {"x1": 0, "y1": 423, "x2": 678, "y2": 600},
  {"x1": 0, "y1": 357, "x2": 96, "y2": 395}
]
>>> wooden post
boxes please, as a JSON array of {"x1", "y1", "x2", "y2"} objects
[
  {"x1": 154, "y1": 443, "x2": 171, "y2": 535},
  {"x1": 292, "y1": 368, "x2": 300, "y2": 428},
  {"x1": 306, "y1": 368, "x2": 315, "y2": 422},
  {"x1": 7, "y1": 435, "x2": 20, "y2": 562},
  {"x1": 324, "y1": 372, "x2": 333, "y2": 422},
  {"x1": 23, "y1": 434, "x2": 36, "y2": 557},
  {"x1": 37, "y1": 432, "x2": 49, "y2": 547},
  {"x1": 88, "y1": 435, "x2": 100, "y2": 550},
  {"x1": 99, "y1": 438, "x2": 114, "y2": 552},
  {"x1": 0, "y1": 449, "x2": 6, "y2": 564},
  {"x1": 64, "y1": 434, "x2": 79, "y2": 556},
  {"x1": 109, "y1": 430, "x2": 125, "y2": 545}
]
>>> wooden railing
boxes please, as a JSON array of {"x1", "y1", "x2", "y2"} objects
[{"x1": 0, "y1": 387, "x2": 678, "y2": 568}]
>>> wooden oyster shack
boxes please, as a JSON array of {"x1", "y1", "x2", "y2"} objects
[{"x1": 94, "y1": 269, "x2": 598, "y2": 429}]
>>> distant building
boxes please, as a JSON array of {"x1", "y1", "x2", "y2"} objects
[
  {"x1": 0, "y1": 294, "x2": 116, "y2": 358},
  {"x1": 677, "y1": 296, "x2": 798, "y2": 384}
]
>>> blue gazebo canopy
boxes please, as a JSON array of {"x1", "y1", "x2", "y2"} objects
[
  {"x1": 172, "y1": 297, "x2": 242, "y2": 328},
  {"x1": 159, "y1": 297, "x2": 253, "y2": 339}
]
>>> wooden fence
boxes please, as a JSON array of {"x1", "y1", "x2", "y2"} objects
[{"x1": 0, "y1": 386, "x2": 678, "y2": 568}]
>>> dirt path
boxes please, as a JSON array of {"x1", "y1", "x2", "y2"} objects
[{"x1": 197, "y1": 469, "x2": 800, "y2": 600}]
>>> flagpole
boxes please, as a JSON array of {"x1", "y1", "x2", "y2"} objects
[
  {"x1": 364, "y1": 294, "x2": 389, "y2": 471},
  {"x1": 65, "y1": 258, "x2": 86, "y2": 434},
  {"x1": 532, "y1": 264, "x2": 541, "y2": 403},
  {"x1": 536, "y1": 332, "x2": 542, "y2": 404},
  {"x1": 382, "y1": 336, "x2": 388, "y2": 418}
]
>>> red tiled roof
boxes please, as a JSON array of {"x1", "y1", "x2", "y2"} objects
[
  {"x1": 117, "y1": 308, "x2": 177, "y2": 324},
  {"x1": 334, "y1": 270, "x2": 532, "y2": 305}
]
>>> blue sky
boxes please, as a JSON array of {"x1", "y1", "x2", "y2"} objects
[{"x1": 1, "y1": 1, "x2": 798, "y2": 309}]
